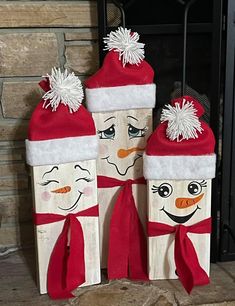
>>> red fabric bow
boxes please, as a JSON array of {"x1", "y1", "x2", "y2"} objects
[
  {"x1": 148, "y1": 217, "x2": 211, "y2": 293},
  {"x1": 98, "y1": 176, "x2": 148, "y2": 280},
  {"x1": 34, "y1": 205, "x2": 99, "y2": 299}
]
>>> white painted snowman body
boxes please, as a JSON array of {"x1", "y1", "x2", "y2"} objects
[
  {"x1": 26, "y1": 69, "x2": 100, "y2": 297},
  {"x1": 144, "y1": 96, "x2": 216, "y2": 291},
  {"x1": 92, "y1": 109, "x2": 153, "y2": 267},
  {"x1": 85, "y1": 28, "x2": 156, "y2": 271},
  {"x1": 147, "y1": 178, "x2": 211, "y2": 280},
  {"x1": 31, "y1": 160, "x2": 100, "y2": 294}
]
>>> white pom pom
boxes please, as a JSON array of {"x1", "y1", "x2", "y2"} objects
[
  {"x1": 103, "y1": 27, "x2": 145, "y2": 67},
  {"x1": 160, "y1": 98, "x2": 203, "y2": 142},
  {"x1": 42, "y1": 67, "x2": 84, "y2": 113}
]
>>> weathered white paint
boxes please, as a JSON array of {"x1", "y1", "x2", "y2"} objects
[
  {"x1": 31, "y1": 159, "x2": 100, "y2": 294},
  {"x1": 147, "y1": 179, "x2": 211, "y2": 280},
  {"x1": 92, "y1": 108, "x2": 152, "y2": 267}
]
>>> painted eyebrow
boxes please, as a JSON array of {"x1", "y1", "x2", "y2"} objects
[
  {"x1": 74, "y1": 164, "x2": 91, "y2": 175},
  {"x1": 127, "y1": 115, "x2": 138, "y2": 121},
  {"x1": 104, "y1": 116, "x2": 116, "y2": 123},
  {"x1": 42, "y1": 166, "x2": 59, "y2": 179}
]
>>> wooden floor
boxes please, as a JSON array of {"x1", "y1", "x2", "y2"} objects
[{"x1": 1, "y1": 248, "x2": 235, "y2": 306}]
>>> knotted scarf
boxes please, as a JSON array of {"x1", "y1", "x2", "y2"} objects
[
  {"x1": 98, "y1": 176, "x2": 148, "y2": 280},
  {"x1": 148, "y1": 217, "x2": 211, "y2": 293},
  {"x1": 34, "y1": 204, "x2": 99, "y2": 299}
]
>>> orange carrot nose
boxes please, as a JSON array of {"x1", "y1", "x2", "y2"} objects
[
  {"x1": 51, "y1": 186, "x2": 71, "y2": 194},
  {"x1": 117, "y1": 147, "x2": 145, "y2": 158},
  {"x1": 175, "y1": 193, "x2": 204, "y2": 209}
]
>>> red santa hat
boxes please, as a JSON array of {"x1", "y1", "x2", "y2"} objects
[
  {"x1": 25, "y1": 68, "x2": 98, "y2": 166},
  {"x1": 143, "y1": 96, "x2": 216, "y2": 180},
  {"x1": 85, "y1": 27, "x2": 156, "y2": 112}
]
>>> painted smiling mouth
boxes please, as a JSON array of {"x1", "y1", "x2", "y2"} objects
[
  {"x1": 58, "y1": 191, "x2": 82, "y2": 211},
  {"x1": 160, "y1": 206, "x2": 201, "y2": 224},
  {"x1": 101, "y1": 154, "x2": 142, "y2": 176}
]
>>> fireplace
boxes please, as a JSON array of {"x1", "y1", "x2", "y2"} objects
[{"x1": 97, "y1": 0, "x2": 235, "y2": 262}]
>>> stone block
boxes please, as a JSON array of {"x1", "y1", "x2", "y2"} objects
[
  {"x1": 0, "y1": 2, "x2": 120, "y2": 28},
  {"x1": 0, "y1": 121, "x2": 28, "y2": 141},
  {"x1": 0, "y1": 177, "x2": 28, "y2": 191},
  {"x1": 0, "y1": 152, "x2": 23, "y2": 162},
  {"x1": 2, "y1": 82, "x2": 42, "y2": 119},
  {"x1": 0, "y1": 163, "x2": 27, "y2": 177},
  {"x1": 0, "y1": 194, "x2": 32, "y2": 226},
  {"x1": 65, "y1": 43, "x2": 99, "y2": 75},
  {"x1": 0, "y1": 33, "x2": 59, "y2": 77},
  {"x1": 0, "y1": 222, "x2": 34, "y2": 248}
]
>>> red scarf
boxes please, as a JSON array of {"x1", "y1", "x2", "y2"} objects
[
  {"x1": 148, "y1": 217, "x2": 211, "y2": 293},
  {"x1": 34, "y1": 205, "x2": 99, "y2": 299},
  {"x1": 98, "y1": 176, "x2": 148, "y2": 280}
]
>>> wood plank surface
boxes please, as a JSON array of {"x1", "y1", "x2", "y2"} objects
[
  {"x1": 148, "y1": 179, "x2": 212, "y2": 280},
  {"x1": 31, "y1": 160, "x2": 100, "y2": 294},
  {"x1": 92, "y1": 109, "x2": 153, "y2": 268}
]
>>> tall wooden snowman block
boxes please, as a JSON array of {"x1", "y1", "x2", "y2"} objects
[
  {"x1": 85, "y1": 27, "x2": 156, "y2": 279},
  {"x1": 25, "y1": 68, "x2": 100, "y2": 299},
  {"x1": 143, "y1": 96, "x2": 216, "y2": 293}
]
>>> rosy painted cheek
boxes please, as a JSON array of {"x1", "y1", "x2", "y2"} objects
[
  {"x1": 99, "y1": 144, "x2": 108, "y2": 156},
  {"x1": 41, "y1": 191, "x2": 51, "y2": 201},
  {"x1": 82, "y1": 186, "x2": 93, "y2": 197}
]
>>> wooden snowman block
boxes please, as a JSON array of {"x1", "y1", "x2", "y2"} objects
[
  {"x1": 31, "y1": 160, "x2": 100, "y2": 295},
  {"x1": 92, "y1": 109, "x2": 152, "y2": 267},
  {"x1": 144, "y1": 96, "x2": 216, "y2": 293},
  {"x1": 25, "y1": 68, "x2": 100, "y2": 299},
  {"x1": 147, "y1": 179, "x2": 211, "y2": 280},
  {"x1": 85, "y1": 27, "x2": 156, "y2": 279}
]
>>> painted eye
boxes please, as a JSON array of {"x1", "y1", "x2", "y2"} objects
[
  {"x1": 158, "y1": 183, "x2": 173, "y2": 198},
  {"x1": 75, "y1": 177, "x2": 94, "y2": 183},
  {"x1": 98, "y1": 124, "x2": 115, "y2": 140},
  {"x1": 188, "y1": 181, "x2": 202, "y2": 195},
  {"x1": 39, "y1": 180, "x2": 59, "y2": 186},
  {"x1": 128, "y1": 124, "x2": 147, "y2": 139}
]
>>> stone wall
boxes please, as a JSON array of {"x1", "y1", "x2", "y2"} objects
[{"x1": 0, "y1": 1, "x2": 119, "y2": 250}]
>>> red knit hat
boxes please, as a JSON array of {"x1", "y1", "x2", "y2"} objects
[
  {"x1": 26, "y1": 68, "x2": 98, "y2": 166},
  {"x1": 143, "y1": 96, "x2": 216, "y2": 180},
  {"x1": 85, "y1": 27, "x2": 156, "y2": 112}
]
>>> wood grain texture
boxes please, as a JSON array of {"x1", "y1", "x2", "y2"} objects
[
  {"x1": 31, "y1": 160, "x2": 100, "y2": 294},
  {"x1": 92, "y1": 109, "x2": 153, "y2": 267},
  {"x1": 147, "y1": 179, "x2": 212, "y2": 280}
]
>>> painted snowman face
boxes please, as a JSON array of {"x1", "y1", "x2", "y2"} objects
[
  {"x1": 149, "y1": 179, "x2": 211, "y2": 225},
  {"x1": 32, "y1": 160, "x2": 97, "y2": 215},
  {"x1": 93, "y1": 109, "x2": 152, "y2": 179}
]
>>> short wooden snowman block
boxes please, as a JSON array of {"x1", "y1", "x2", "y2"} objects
[
  {"x1": 147, "y1": 179, "x2": 211, "y2": 280},
  {"x1": 85, "y1": 27, "x2": 156, "y2": 279},
  {"x1": 31, "y1": 160, "x2": 100, "y2": 295},
  {"x1": 144, "y1": 96, "x2": 216, "y2": 293},
  {"x1": 25, "y1": 68, "x2": 100, "y2": 299}
]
